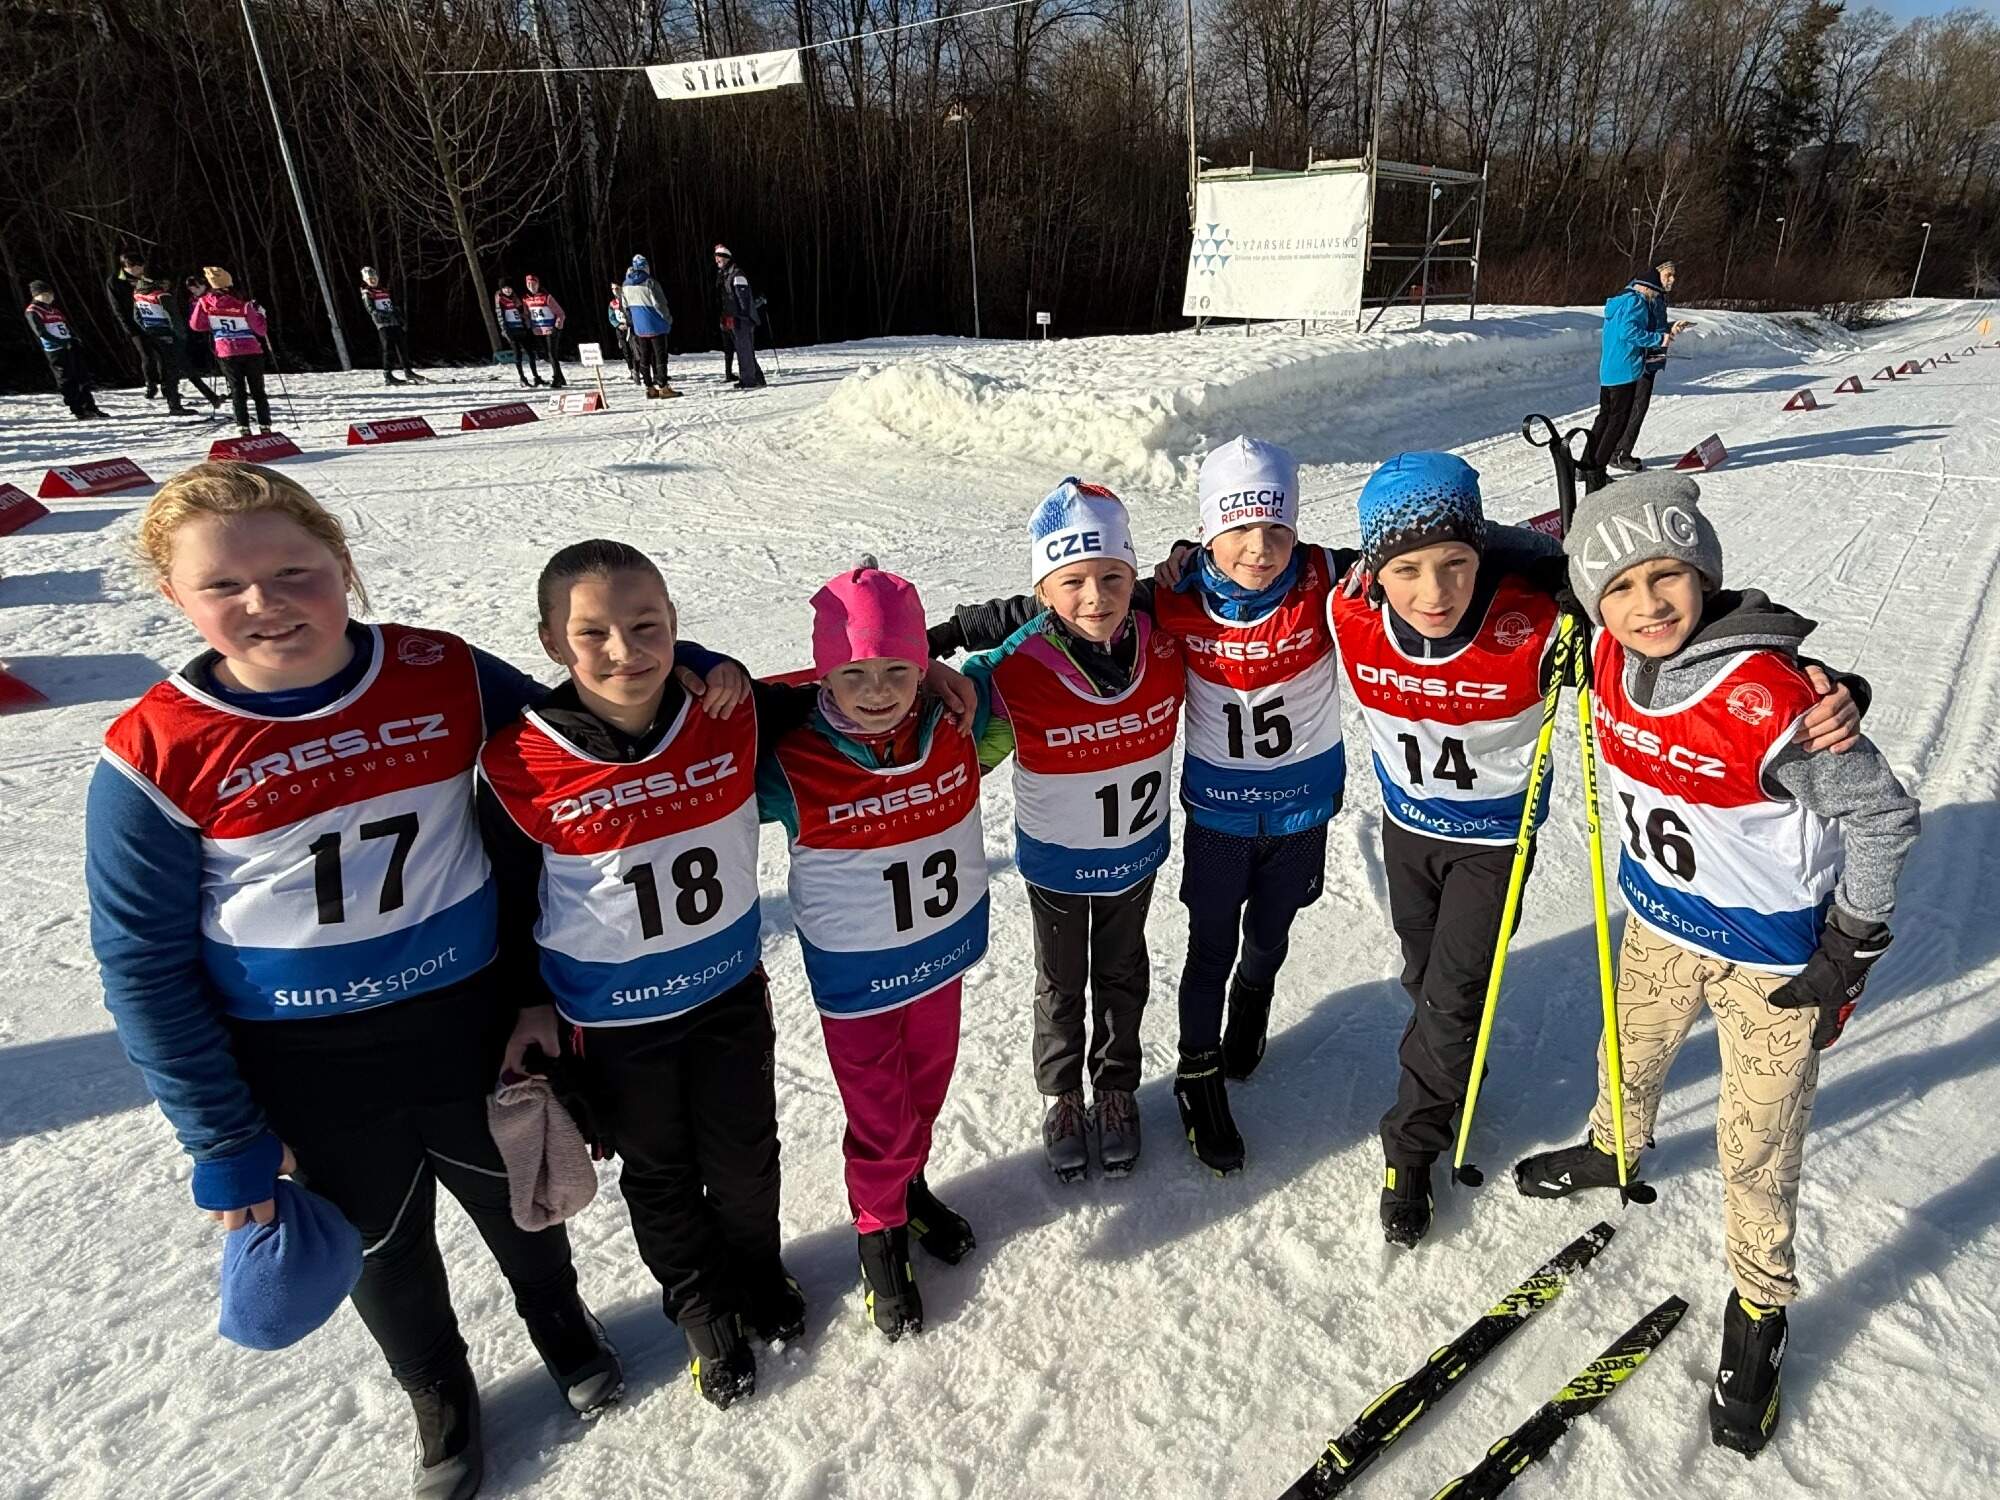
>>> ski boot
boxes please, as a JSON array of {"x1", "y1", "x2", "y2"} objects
[
  {"x1": 409, "y1": 1360, "x2": 482, "y2": 1500},
  {"x1": 235, "y1": 423, "x2": 252, "y2": 439},
  {"x1": 1711, "y1": 1290, "x2": 1787, "y2": 1456},
  {"x1": 1043, "y1": 1088, "x2": 1091, "y2": 1183},
  {"x1": 407, "y1": 371, "x2": 428, "y2": 383},
  {"x1": 522, "y1": 1292, "x2": 624, "y2": 1418},
  {"x1": 1608, "y1": 452, "x2": 1643, "y2": 473},
  {"x1": 857, "y1": 1226, "x2": 923, "y2": 1341},
  {"x1": 144, "y1": 383, "x2": 159, "y2": 400},
  {"x1": 1221, "y1": 974, "x2": 1275, "y2": 1080},
  {"x1": 386, "y1": 372, "x2": 405, "y2": 386},
  {"x1": 1173, "y1": 1047, "x2": 1245, "y2": 1175},
  {"x1": 741, "y1": 1261, "x2": 807, "y2": 1345},
  {"x1": 1093, "y1": 1087, "x2": 1141, "y2": 1176},
  {"x1": 1380, "y1": 1160, "x2": 1433, "y2": 1249},
  {"x1": 686, "y1": 1315, "x2": 757, "y2": 1410},
  {"x1": 1514, "y1": 1136, "x2": 1638, "y2": 1199},
  {"x1": 906, "y1": 1174, "x2": 975, "y2": 1264}
]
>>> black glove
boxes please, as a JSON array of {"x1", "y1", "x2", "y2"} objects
[{"x1": 1768, "y1": 914, "x2": 1892, "y2": 1050}]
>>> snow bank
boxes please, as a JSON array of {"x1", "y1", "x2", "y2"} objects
[{"x1": 823, "y1": 305, "x2": 1856, "y2": 487}]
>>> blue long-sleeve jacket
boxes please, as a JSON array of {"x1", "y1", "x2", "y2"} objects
[{"x1": 1598, "y1": 289, "x2": 1668, "y2": 386}]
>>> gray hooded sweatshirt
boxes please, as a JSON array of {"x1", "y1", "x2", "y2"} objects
[{"x1": 1613, "y1": 588, "x2": 1919, "y2": 928}]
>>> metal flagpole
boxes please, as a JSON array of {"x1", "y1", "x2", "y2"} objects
[{"x1": 236, "y1": 0, "x2": 353, "y2": 371}]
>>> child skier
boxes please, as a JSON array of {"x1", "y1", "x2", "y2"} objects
[
  {"x1": 188, "y1": 267, "x2": 272, "y2": 437},
  {"x1": 1513, "y1": 472, "x2": 1918, "y2": 1457},
  {"x1": 130, "y1": 260, "x2": 220, "y2": 412},
  {"x1": 758, "y1": 567, "x2": 987, "y2": 1340},
  {"x1": 523, "y1": 274, "x2": 567, "y2": 389},
  {"x1": 87, "y1": 461, "x2": 622, "y2": 1500},
  {"x1": 607, "y1": 282, "x2": 639, "y2": 386},
  {"x1": 955, "y1": 480, "x2": 1185, "y2": 1179},
  {"x1": 23, "y1": 279, "x2": 102, "y2": 420},
  {"x1": 480, "y1": 540, "x2": 811, "y2": 1411},
  {"x1": 495, "y1": 281, "x2": 542, "y2": 387},
  {"x1": 360, "y1": 266, "x2": 424, "y2": 386}
]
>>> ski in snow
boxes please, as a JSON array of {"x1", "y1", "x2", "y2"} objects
[
  {"x1": 1276, "y1": 1222, "x2": 1617, "y2": 1499},
  {"x1": 1424, "y1": 1294, "x2": 1689, "y2": 1498}
]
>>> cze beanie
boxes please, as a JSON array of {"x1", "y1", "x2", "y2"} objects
[
  {"x1": 1564, "y1": 471, "x2": 1723, "y2": 624},
  {"x1": 1356, "y1": 451, "x2": 1485, "y2": 570},
  {"x1": 1028, "y1": 478, "x2": 1138, "y2": 587},
  {"x1": 217, "y1": 1180, "x2": 364, "y2": 1351},
  {"x1": 1197, "y1": 436, "x2": 1299, "y2": 543},
  {"x1": 811, "y1": 566, "x2": 929, "y2": 675}
]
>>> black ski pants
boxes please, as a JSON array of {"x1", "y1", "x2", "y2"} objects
[
  {"x1": 232, "y1": 981, "x2": 579, "y2": 1392},
  {"x1": 1177, "y1": 819, "x2": 1327, "y2": 1052},
  {"x1": 539, "y1": 332, "x2": 567, "y2": 387},
  {"x1": 141, "y1": 334, "x2": 218, "y2": 408},
  {"x1": 720, "y1": 321, "x2": 735, "y2": 381},
  {"x1": 220, "y1": 353, "x2": 271, "y2": 430},
  {"x1": 1616, "y1": 366, "x2": 1660, "y2": 461},
  {"x1": 507, "y1": 332, "x2": 541, "y2": 383},
  {"x1": 731, "y1": 318, "x2": 764, "y2": 388},
  {"x1": 377, "y1": 324, "x2": 415, "y2": 377},
  {"x1": 45, "y1": 348, "x2": 92, "y2": 417},
  {"x1": 572, "y1": 972, "x2": 782, "y2": 1336},
  {"x1": 1377, "y1": 818, "x2": 1534, "y2": 1166},
  {"x1": 1584, "y1": 381, "x2": 1639, "y2": 472},
  {"x1": 632, "y1": 333, "x2": 669, "y2": 389},
  {"x1": 1029, "y1": 875, "x2": 1155, "y2": 1096}
]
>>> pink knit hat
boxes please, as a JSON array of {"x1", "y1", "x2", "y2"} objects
[{"x1": 811, "y1": 566, "x2": 929, "y2": 675}]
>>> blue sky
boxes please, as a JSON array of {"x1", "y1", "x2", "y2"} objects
[{"x1": 1877, "y1": 0, "x2": 1997, "y2": 18}]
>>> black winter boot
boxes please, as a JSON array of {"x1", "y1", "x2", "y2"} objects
[
  {"x1": 409, "y1": 1361, "x2": 482, "y2": 1500},
  {"x1": 1222, "y1": 974, "x2": 1276, "y2": 1080},
  {"x1": 1380, "y1": 1159, "x2": 1433, "y2": 1249},
  {"x1": 857, "y1": 1226, "x2": 923, "y2": 1341},
  {"x1": 740, "y1": 1261, "x2": 807, "y2": 1346},
  {"x1": 906, "y1": 1174, "x2": 975, "y2": 1264},
  {"x1": 520, "y1": 1292, "x2": 623, "y2": 1418},
  {"x1": 1173, "y1": 1047, "x2": 1245, "y2": 1174},
  {"x1": 686, "y1": 1316, "x2": 757, "y2": 1410},
  {"x1": 1711, "y1": 1290, "x2": 1787, "y2": 1456}
]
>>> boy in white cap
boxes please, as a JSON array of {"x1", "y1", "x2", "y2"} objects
[
  {"x1": 1516, "y1": 471, "x2": 1918, "y2": 1457},
  {"x1": 958, "y1": 479, "x2": 1186, "y2": 1179}
]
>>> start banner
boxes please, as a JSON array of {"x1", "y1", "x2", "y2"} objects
[
  {"x1": 647, "y1": 49, "x2": 801, "y2": 102},
  {"x1": 1182, "y1": 171, "x2": 1370, "y2": 324}
]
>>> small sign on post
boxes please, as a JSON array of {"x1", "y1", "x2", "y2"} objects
[
  {"x1": 1035, "y1": 311, "x2": 1052, "y2": 341},
  {"x1": 576, "y1": 341, "x2": 611, "y2": 406}
]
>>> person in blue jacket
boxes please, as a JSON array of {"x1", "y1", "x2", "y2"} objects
[
  {"x1": 619, "y1": 255, "x2": 676, "y2": 397},
  {"x1": 1582, "y1": 268, "x2": 1688, "y2": 488},
  {"x1": 1609, "y1": 258, "x2": 1676, "y2": 470}
]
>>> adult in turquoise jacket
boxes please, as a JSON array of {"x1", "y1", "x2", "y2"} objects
[
  {"x1": 1582, "y1": 268, "x2": 1680, "y2": 486},
  {"x1": 1611, "y1": 258, "x2": 1677, "y2": 470}
]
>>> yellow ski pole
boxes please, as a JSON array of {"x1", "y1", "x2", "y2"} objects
[
  {"x1": 1450, "y1": 611, "x2": 1580, "y2": 1187},
  {"x1": 1573, "y1": 644, "x2": 1657, "y2": 1206}
]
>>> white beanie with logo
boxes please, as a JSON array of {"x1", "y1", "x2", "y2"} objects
[
  {"x1": 1028, "y1": 478, "x2": 1138, "y2": 587},
  {"x1": 1198, "y1": 436, "x2": 1300, "y2": 542}
]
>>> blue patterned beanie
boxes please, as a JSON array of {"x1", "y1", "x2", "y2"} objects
[{"x1": 1356, "y1": 451, "x2": 1485, "y2": 570}]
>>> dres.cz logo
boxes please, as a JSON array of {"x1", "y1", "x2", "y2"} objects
[{"x1": 216, "y1": 715, "x2": 451, "y2": 797}]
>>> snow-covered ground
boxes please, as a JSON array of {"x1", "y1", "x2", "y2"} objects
[{"x1": 3, "y1": 300, "x2": 1996, "y2": 1500}]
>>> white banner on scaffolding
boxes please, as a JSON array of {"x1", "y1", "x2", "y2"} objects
[
  {"x1": 646, "y1": 48, "x2": 802, "y2": 101},
  {"x1": 1182, "y1": 173, "x2": 1370, "y2": 322}
]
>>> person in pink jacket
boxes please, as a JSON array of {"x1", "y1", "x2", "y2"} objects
[{"x1": 188, "y1": 267, "x2": 272, "y2": 436}]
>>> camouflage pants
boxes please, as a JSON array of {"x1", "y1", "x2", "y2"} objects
[{"x1": 1590, "y1": 920, "x2": 1821, "y2": 1305}]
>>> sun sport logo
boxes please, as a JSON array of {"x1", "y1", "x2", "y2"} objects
[
  {"x1": 1494, "y1": 611, "x2": 1535, "y2": 650},
  {"x1": 1190, "y1": 223, "x2": 1234, "y2": 276},
  {"x1": 1727, "y1": 683, "x2": 1776, "y2": 726},
  {"x1": 397, "y1": 634, "x2": 446, "y2": 667}
]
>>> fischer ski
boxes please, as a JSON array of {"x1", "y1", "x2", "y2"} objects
[
  {"x1": 1425, "y1": 1294, "x2": 1689, "y2": 1499},
  {"x1": 1277, "y1": 1223, "x2": 1616, "y2": 1499}
]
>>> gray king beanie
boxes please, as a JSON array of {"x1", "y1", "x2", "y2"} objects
[{"x1": 1563, "y1": 472, "x2": 1723, "y2": 624}]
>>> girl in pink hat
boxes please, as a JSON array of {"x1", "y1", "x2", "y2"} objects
[{"x1": 758, "y1": 565, "x2": 1001, "y2": 1341}]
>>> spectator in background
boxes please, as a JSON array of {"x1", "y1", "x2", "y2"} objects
[
  {"x1": 105, "y1": 250, "x2": 147, "y2": 385},
  {"x1": 360, "y1": 266, "x2": 425, "y2": 386},
  {"x1": 522, "y1": 274, "x2": 567, "y2": 389},
  {"x1": 1611, "y1": 258, "x2": 1677, "y2": 471},
  {"x1": 619, "y1": 255, "x2": 676, "y2": 398},
  {"x1": 1582, "y1": 268, "x2": 1686, "y2": 490},
  {"x1": 495, "y1": 280, "x2": 542, "y2": 387},
  {"x1": 25, "y1": 278, "x2": 103, "y2": 420},
  {"x1": 129, "y1": 257, "x2": 219, "y2": 414},
  {"x1": 713, "y1": 244, "x2": 764, "y2": 390},
  {"x1": 607, "y1": 281, "x2": 640, "y2": 386}
]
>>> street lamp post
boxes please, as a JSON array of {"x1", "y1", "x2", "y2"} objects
[
  {"x1": 1911, "y1": 221, "x2": 1933, "y2": 300},
  {"x1": 1773, "y1": 216, "x2": 1787, "y2": 269},
  {"x1": 945, "y1": 109, "x2": 981, "y2": 340}
]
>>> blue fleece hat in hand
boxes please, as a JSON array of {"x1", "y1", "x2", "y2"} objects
[
  {"x1": 1357, "y1": 451, "x2": 1485, "y2": 570},
  {"x1": 218, "y1": 1179, "x2": 363, "y2": 1351}
]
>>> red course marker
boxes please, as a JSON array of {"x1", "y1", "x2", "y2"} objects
[
  {"x1": 1897, "y1": 360, "x2": 1923, "y2": 375},
  {"x1": 1675, "y1": 434, "x2": 1729, "y2": 472},
  {"x1": 1834, "y1": 375, "x2": 1866, "y2": 394},
  {"x1": 1874, "y1": 366, "x2": 1898, "y2": 381},
  {"x1": 461, "y1": 402, "x2": 539, "y2": 431},
  {"x1": 37, "y1": 456, "x2": 152, "y2": 499},
  {"x1": 0, "y1": 484, "x2": 51, "y2": 538},
  {"x1": 552, "y1": 391, "x2": 605, "y2": 414},
  {"x1": 209, "y1": 431, "x2": 303, "y2": 463},
  {"x1": 0, "y1": 666, "x2": 47, "y2": 714},
  {"x1": 346, "y1": 416, "x2": 437, "y2": 446},
  {"x1": 1782, "y1": 389, "x2": 1820, "y2": 411},
  {"x1": 1525, "y1": 508, "x2": 1564, "y2": 539}
]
